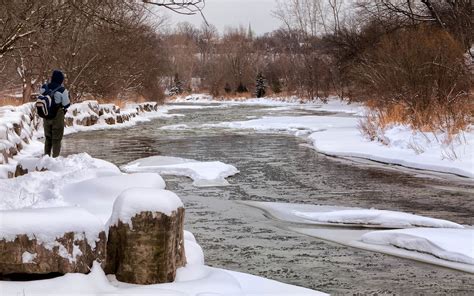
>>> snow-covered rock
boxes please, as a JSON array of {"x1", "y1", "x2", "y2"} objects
[
  {"x1": 61, "y1": 173, "x2": 166, "y2": 223},
  {"x1": 122, "y1": 156, "x2": 239, "y2": 187},
  {"x1": 0, "y1": 101, "x2": 164, "y2": 179},
  {"x1": 0, "y1": 207, "x2": 106, "y2": 275},
  {"x1": 106, "y1": 188, "x2": 186, "y2": 284}
]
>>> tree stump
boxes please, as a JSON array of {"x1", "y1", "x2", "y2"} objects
[{"x1": 105, "y1": 188, "x2": 186, "y2": 284}]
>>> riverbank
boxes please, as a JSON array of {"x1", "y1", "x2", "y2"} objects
[
  {"x1": 0, "y1": 101, "x2": 173, "y2": 178},
  {"x1": 172, "y1": 94, "x2": 473, "y2": 179}
]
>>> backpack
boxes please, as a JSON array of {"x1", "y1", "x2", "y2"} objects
[{"x1": 36, "y1": 86, "x2": 62, "y2": 119}]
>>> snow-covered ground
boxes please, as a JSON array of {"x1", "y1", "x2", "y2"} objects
[
  {"x1": 242, "y1": 201, "x2": 474, "y2": 273},
  {"x1": 122, "y1": 156, "x2": 239, "y2": 187},
  {"x1": 1, "y1": 262, "x2": 326, "y2": 296},
  {"x1": 0, "y1": 154, "x2": 324, "y2": 295},
  {"x1": 177, "y1": 95, "x2": 473, "y2": 178}
]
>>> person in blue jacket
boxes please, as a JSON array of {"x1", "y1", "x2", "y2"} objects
[{"x1": 40, "y1": 70, "x2": 70, "y2": 157}]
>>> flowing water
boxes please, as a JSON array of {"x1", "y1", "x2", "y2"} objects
[{"x1": 62, "y1": 103, "x2": 474, "y2": 295}]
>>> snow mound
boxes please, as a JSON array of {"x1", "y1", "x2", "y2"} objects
[
  {"x1": 123, "y1": 156, "x2": 239, "y2": 187},
  {"x1": 0, "y1": 153, "x2": 121, "y2": 211},
  {"x1": 61, "y1": 173, "x2": 166, "y2": 223},
  {"x1": 361, "y1": 228, "x2": 474, "y2": 265},
  {"x1": 0, "y1": 207, "x2": 104, "y2": 245},
  {"x1": 184, "y1": 239, "x2": 205, "y2": 266},
  {"x1": 293, "y1": 209, "x2": 464, "y2": 229},
  {"x1": 0, "y1": 259, "x2": 326, "y2": 295},
  {"x1": 108, "y1": 188, "x2": 183, "y2": 227},
  {"x1": 244, "y1": 201, "x2": 463, "y2": 229}
]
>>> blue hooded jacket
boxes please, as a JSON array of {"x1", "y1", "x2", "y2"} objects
[{"x1": 40, "y1": 70, "x2": 70, "y2": 109}]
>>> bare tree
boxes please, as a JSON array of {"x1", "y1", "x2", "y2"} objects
[{"x1": 357, "y1": 0, "x2": 473, "y2": 54}]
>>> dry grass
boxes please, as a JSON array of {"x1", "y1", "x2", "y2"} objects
[
  {"x1": 360, "y1": 98, "x2": 473, "y2": 146},
  {"x1": 94, "y1": 95, "x2": 150, "y2": 108},
  {"x1": 0, "y1": 97, "x2": 25, "y2": 107}
]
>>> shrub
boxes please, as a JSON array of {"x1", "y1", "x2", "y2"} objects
[{"x1": 352, "y1": 26, "x2": 471, "y2": 135}]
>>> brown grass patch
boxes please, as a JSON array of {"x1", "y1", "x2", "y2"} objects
[{"x1": 0, "y1": 97, "x2": 24, "y2": 107}]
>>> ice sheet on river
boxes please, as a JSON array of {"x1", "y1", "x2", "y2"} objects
[
  {"x1": 293, "y1": 209, "x2": 463, "y2": 229},
  {"x1": 361, "y1": 228, "x2": 474, "y2": 265},
  {"x1": 122, "y1": 156, "x2": 239, "y2": 187},
  {"x1": 243, "y1": 201, "x2": 463, "y2": 229},
  {"x1": 243, "y1": 201, "x2": 473, "y2": 273}
]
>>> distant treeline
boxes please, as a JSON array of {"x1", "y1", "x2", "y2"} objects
[{"x1": 1, "y1": 0, "x2": 472, "y2": 134}]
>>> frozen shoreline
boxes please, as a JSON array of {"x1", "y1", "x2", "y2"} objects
[
  {"x1": 172, "y1": 95, "x2": 473, "y2": 179},
  {"x1": 241, "y1": 201, "x2": 474, "y2": 273}
]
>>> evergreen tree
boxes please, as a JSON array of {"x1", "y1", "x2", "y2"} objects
[
  {"x1": 224, "y1": 82, "x2": 232, "y2": 94},
  {"x1": 236, "y1": 82, "x2": 248, "y2": 93},
  {"x1": 271, "y1": 79, "x2": 282, "y2": 94},
  {"x1": 255, "y1": 72, "x2": 266, "y2": 98},
  {"x1": 169, "y1": 73, "x2": 183, "y2": 95}
]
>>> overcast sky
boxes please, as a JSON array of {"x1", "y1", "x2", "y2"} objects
[{"x1": 167, "y1": 0, "x2": 281, "y2": 35}]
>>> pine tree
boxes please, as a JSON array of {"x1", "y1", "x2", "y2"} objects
[
  {"x1": 236, "y1": 82, "x2": 248, "y2": 93},
  {"x1": 255, "y1": 73, "x2": 266, "y2": 98},
  {"x1": 169, "y1": 73, "x2": 183, "y2": 95},
  {"x1": 224, "y1": 82, "x2": 232, "y2": 94}
]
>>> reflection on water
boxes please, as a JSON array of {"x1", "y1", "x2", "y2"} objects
[{"x1": 62, "y1": 104, "x2": 474, "y2": 295}]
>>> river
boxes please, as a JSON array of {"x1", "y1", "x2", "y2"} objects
[{"x1": 62, "y1": 103, "x2": 474, "y2": 295}]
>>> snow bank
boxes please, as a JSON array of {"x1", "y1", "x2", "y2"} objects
[
  {"x1": 0, "y1": 261, "x2": 325, "y2": 295},
  {"x1": 0, "y1": 153, "x2": 121, "y2": 211},
  {"x1": 361, "y1": 228, "x2": 474, "y2": 265},
  {"x1": 0, "y1": 101, "x2": 173, "y2": 179},
  {"x1": 244, "y1": 201, "x2": 463, "y2": 229},
  {"x1": 108, "y1": 188, "x2": 183, "y2": 227},
  {"x1": 174, "y1": 93, "x2": 306, "y2": 105},
  {"x1": 184, "y1": 239, "x2": 205, "y2": 266},
  {"x1": 243, "y1": 201, "x2": 473, "y2": 273},
  {"x1": 0, "y1": 207, "x2": 104, "y2": 245},
  {"x1": 0, "y1": 103, "x2": 40, "y2": 177},
  {"x1": 308, "y1": 123, "x2": 474, "y2": 178},
  {"x1": 61, "y1": 172, "x2": 166, "y2": 223},
  {"x1": 173, "y1": 94, "x2": 364, "y2": 114},
  {"x1": 63, "y1": 100, "x2": 175, "y2": 135},
  {"x1": 204, "y1": 112, "x2": 473, "y2": 178},
  {"x1": 123, "y1": 156, "x2": 239, "y2": 187},
  {"x1": 293, "y1": 209, "x2": 464, "y2": 229}
]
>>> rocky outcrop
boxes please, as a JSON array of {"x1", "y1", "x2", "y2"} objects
[
  {"x1": 0, "y1": 207, "x2": 106, "y2": 275},
  {"x1": 106, "y1": 188, "x2": 186, "y2": 284}
]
